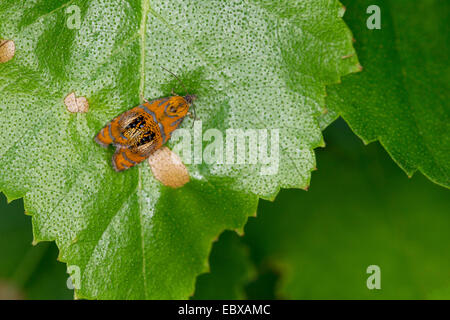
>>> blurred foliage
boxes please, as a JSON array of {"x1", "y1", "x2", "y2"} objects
[
  {"x1": 327, "y1": 0, "x2": 450, "y2": 188},
  {"x1": 192, "y1": 231, "x2": 256, "y2": 300},
  {"x1": 243, "y1": 119, "x2": 450, "y2": 299},
  {"x1": 0, "y1": 194, "x2": 72, "y2": 299}
]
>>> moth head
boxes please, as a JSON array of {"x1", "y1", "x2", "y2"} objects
[
  {"x1": 165, "y1": 96, "x2": 191, "y2": 118},
  {"x1": 184, "y1": 94, "x2": 197, "y2": 105}
]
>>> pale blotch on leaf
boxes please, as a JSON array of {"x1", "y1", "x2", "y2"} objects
[
  {"x1": 148, "y1": 147, "x2": 189, "y2": 188},
  {"x1": 0, "y1": 40, "x2": 15, "y2": 63},
  {"x1": 64, "y1": 92, "x2": 89, "y2": 113}
]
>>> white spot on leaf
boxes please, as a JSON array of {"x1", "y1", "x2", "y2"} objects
[
  {"x1": 64, "y1": 92, "x2": 89, "y2": 113},
  {"x1": 148, "y1": 147, "x2": 189, "y2": 188}
]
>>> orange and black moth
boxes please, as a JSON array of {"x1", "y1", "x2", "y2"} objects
[{"x1": 95, "y1": 95, "x2": 196, "y2": 171}]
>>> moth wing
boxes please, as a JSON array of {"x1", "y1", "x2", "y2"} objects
[
  {"x1": 95, "y1": 122, "x2": 115, "y2": 148},
  {"x1": 112, "y1": 147, "x2": 146, "y2": 172},
  {"x1": 117, "y1": 108, "x2": 141, "y2": 129},
  {"x1": 131, "y1": 137, "x2": 157, "y2": 158},
  {"x1": 112, "y1": 137, "x2": 158, "y2": 172},
  {"x1": 95, "y1": 109, "x2": 142, "y2": 148}
]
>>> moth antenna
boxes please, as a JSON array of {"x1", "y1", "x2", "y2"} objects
[{"x1": 161, "y1": 66, "x2": 188, "y2": 94}]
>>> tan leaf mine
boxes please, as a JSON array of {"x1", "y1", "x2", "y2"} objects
[
  {"x1": 0, "y1": 40, "x2": 15, "y2": 63},
  {"x1": 64, "y1": 92, "x2": 89, "y2": 113},
  {"x1": 148, "y1": 147, "x2": 190, "y2": 188}
]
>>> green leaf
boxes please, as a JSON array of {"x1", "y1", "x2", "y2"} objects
[
  {"x1": 193, "y1": 231, "x2": 255, "y2": 300},
  {"x1": 0, "y1": 1, "x2": 358, "y2": 299},
  {"x1": 326, "y1": 0, "x2": 450, "y2": 188},
  {"x1": 0, "y1": 195, "x2": 72, "y2": 299},
  {"x1": 244, "y1": 120, "x2": 450, "y2": 299}
]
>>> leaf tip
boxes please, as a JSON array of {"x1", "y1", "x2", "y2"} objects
[{"x1": 338, "y1": 5, "x2": 347, "y2": 18}]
